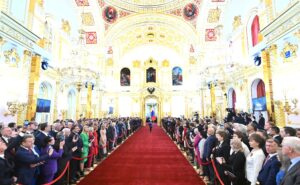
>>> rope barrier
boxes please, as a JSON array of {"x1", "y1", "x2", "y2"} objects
[
  {"x1": 211, "y1": 159, "x2": 225, "y2": 185},
  {"x1": 72, "y1": 153, "x2": 94, "y2": 160}
]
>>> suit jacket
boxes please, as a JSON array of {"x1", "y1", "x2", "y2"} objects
[
  {"x1": 40, "y1": 145, "x2": 63, "y2": 175},
  {"x1": 280, "y1": 160, "x2": 300, "y2": 185},
  {"x1": 203, "y1": 135, "x2": 217, "y2": 160},
  {"x1": 214, "y1": 141, "x2": 231, "y2": 161},
  {"x1": 224, "y1": 151, "x2": 247, "y2": 185},
  {"x1": 15, "y1": 147, "x2": 49, "y2": 185},
  {"x1": 0, "y1": 157, "x2": 14, "y2": 185},
  {"x1": 34, "y1": 132, "x2": 48, "y2": 150},
  {"x1": 257, "y1": 155, "x2": 280, "y2": 185}
]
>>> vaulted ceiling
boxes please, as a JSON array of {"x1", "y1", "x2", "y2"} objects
[{"x1": 72, "y1": 0, "x2": 229, "y2": 57}]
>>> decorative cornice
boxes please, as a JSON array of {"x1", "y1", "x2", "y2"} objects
[
  {"x1": 260, "y1": 1, "x2": 300, "y2": 45},
  {"x1": 0, "y1": 11, "x2": 40, "y2": 49}
]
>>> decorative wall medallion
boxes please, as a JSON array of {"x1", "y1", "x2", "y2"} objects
[
  {"x1": 205, "y1": 29, "x2": 216, "y2": 41},
  {"x1": 183, "y1": 3, "x2": 198, "y2": 21},
  {"x1": 86, "y1": 32, "x2": 97, "y2": 44},
  {"x1": 103, "y1": 6, "x2": 118, "y2": 23},
  {"x1": 280, "y1": 42, "x2": 298, "y2": 62},
  {"x1": 147, "y1": 87, "x2": 155, "y2": 94}
]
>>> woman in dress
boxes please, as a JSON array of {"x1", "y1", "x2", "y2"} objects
[
  {"x1": 246, "y1": 133, "x2": 265, "y2": 185},
  {"x1": 100, "y1": 124, "x2": 107, "y2": 157},
  {"x1": 80, "y1": 125, "x2": 90, "y2": 173}
]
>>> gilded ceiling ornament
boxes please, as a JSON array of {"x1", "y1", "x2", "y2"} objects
[
  {"x1": 81, "y1": 13, "x2": 95, "y2": 26},
  {"x1": 119, "y1": 10, "x2": 130, "y2": 18},
  {"x1": 280, "y1": 42, "x2": 298, "y2": 62},
  {"x1": 75, "y1": 0, "x2": 89, "y2": 6},
  {"x1": 232, "y1": 15, "x2": 242, "y2": 31},
  {"x1": 162, "y1": 60, "x2": 169, "y2": 67},
  {"x1": 207, "y1": 7, "x2": 221, "y2": 23},
  {"x1": 169, "y1": 9, "x2": 182, "y2": 16},
  {"x1": 189, "y1": 56, "x2": 196, "y2": 64},
  {"x1": 106, "y1": 58, "x2": 113, "y2": 66},
  {"x1": 133, "y1": 60, "x2": 140, "y2": 68},
  {"x1": 61, "y1": 19, "x2": 71, "y2": 34}
]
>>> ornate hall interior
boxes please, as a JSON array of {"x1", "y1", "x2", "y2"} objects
[
  {"x1": 0, "y1": 0, "x2": 299, "y2": 127},
  {"x1": 0, "y1": 0, "x2": 299, "y2": 184}
]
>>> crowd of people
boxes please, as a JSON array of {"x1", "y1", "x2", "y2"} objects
[
  {"x1": 162, "y1": 111, "x2": 300, "y2": 185},
  {"x1": 0, "y1": 117, "x2": 142, "y2": 185}
]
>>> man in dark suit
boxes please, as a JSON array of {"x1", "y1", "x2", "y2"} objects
[
  {"x1": 280, "y1": 137, "x2": 300, "y2": 185},
  {"x1": 15, "y1": 134, "x2": 52, "y2": 185},
  {"x1": 0, "y1": 140, "x2": 17, "y2": 185},
  {"x1": 258, "y1": 113, "x2": 265, "y2": 130},
  {"x1": 257, "y1": 138, "x2": 281, "y2": 185},
  {"x1": 203, "y1": 127, "x2": 217, "y2": 185},
  {"x1": 34, "y1": 122, "x2": 51, "y2": 149}
]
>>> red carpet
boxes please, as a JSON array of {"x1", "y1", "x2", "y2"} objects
[{"x1": 78, "y1": 125, "x2": 205, "y2": 185}]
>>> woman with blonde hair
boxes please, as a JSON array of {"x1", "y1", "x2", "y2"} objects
[{"x1": 224, "y1": 138, "x2": 247, "y2": 185}]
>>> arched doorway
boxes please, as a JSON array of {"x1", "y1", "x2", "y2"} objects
[
  {"x1": 251, "y1": 79, "x2": 267, "y2": 121},
  {"x1": 228, "y1": 88, "x2": 236, "y2": 111},
  {"x1": 143, "y1": 95, "x2": 160, "y2": 126}
]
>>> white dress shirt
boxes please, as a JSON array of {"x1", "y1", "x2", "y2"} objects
[{"x1": 246, "y1": 148, "x2": 265, "y2": 185}]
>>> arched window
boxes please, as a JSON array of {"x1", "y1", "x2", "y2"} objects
[
  {"x1": 146, "y1": 67, "x2": 156, "y2": 83},
  {"x1": 256, "y1": 80, "x2": 266, "y2": 98},
  {"x1": 172, "y1": 67, "x2": 183, "y2": 85},
  {"x1": 120, "y1": 68, "x2": 130, "y2": 86},
  {"x1": 251, "y1": 15, "x2": 260, "y2": 47},
  {"x1": 251, "y1": 79, "x2": 267, "y2": 112}
]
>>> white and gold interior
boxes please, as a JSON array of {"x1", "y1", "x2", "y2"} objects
[{"x1": 0, "y1": 0, "x2": 299, "y2": 127}]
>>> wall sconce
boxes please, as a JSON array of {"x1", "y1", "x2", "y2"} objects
[
  {"x1": 283, "y1": 98, "x2": 298, "y2": 115},
  {"x1": 4, "y1": 101, "x2": 27, "y2": 116}
]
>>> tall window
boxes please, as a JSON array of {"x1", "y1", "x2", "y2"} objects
[
  {"x1": 146, "y1": 67, "x2": 156, "y2": 83},
  {"x1": 251, "y1": 15, "x2": 260, "y2": 47},
  {"x1": 172, "y1": 67, "x2": 183, "y2": 85},
  {"x1": 120, "y1": 68, "x2": 130, "y2": 86}
]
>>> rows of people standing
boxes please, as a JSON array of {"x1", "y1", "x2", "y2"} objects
[
  {"x1": 162, "y1": 115, "x2": 300, "y2": 185},
  {"x1": 0, "y1": 117, "x2": 142, "y2": 185}
]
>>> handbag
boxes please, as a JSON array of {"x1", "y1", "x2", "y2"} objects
[{"x1": 224, "y1": 170, "x2": 236, "y2": 181}]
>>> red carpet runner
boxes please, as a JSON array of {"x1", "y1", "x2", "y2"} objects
[{"x1": 78, "y1": 125, "x2": 205, "y2": 185}]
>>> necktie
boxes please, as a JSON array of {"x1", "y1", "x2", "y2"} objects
[{"x1": 264, "y1": 155, "x2": 270, "y2": 165}]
